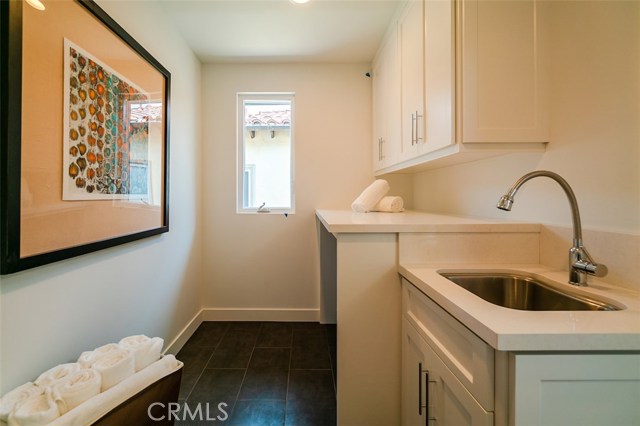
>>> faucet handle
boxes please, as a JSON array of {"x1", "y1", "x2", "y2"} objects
[
  {"x1": 570, "y1": 245, "x2": 608, "y2": 285},
  {"x1": 572, "y1": 260, "x2": 608, "y2": 277}
]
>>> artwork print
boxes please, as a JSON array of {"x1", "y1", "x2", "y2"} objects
[{"x1": 63, "y1": 39, "x2": 150, "y2": 200}]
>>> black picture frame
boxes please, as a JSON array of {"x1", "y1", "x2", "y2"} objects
[{"x1": 0, "y1": 0, "x2": 171, "y2": 275}]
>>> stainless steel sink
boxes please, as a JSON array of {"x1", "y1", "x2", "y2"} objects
[{"x1": 438, "y1": 271, "x2": 622, "y2": 311}]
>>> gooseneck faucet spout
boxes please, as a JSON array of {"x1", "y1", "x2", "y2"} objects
[{"x1": 497, "y1": 170, "x2": 607, "y2": 286}]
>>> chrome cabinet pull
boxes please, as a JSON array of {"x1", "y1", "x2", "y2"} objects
[
  {"x1": 425, "y1": 369, "x2": 430, "y2": 425},
  {"x1": 419, "y1": 362, "x2": 433, "y2": 424},
  {"x1": 411, "y1": 113, "x2": 416, "y2": 145},
  {"x1": 378, "y1": 137, "x2": 385, "y2": 161},
  {"x1": 418, "y1": 362, "x2": 423, "y2": 416}
]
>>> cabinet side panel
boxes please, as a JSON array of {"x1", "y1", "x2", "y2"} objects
[{"x1": 336, "y1": 233, "x2": 401, "y2": 426}]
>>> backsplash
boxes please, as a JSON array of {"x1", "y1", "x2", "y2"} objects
[
  {"x1": 399, "y1": 231, "x2": 540, "y2": 265},
  {"x1": 397, "y1": 224, "x2": 639, "y2": 293},
  {"x1": 540, "y1": 225, "x2": 640, "y2": 292}
]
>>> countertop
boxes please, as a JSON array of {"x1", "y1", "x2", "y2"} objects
[
  {"x1": 317, "y1": 209, "x2": 639, "y2": 351},
  {"x1": 399, "y1": 263, "x2": 640, "y2": 351},
  {"x1": 316, "y1": 209, "x2": 541, "y2": 234}
]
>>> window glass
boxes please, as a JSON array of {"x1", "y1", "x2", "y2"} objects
[{"x1": 237, "y1": 93, "x2": 294, "y2": 213}]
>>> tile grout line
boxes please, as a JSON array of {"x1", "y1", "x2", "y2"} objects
[
  {"x1": 283, "y1": 324, "x2": 295, "y2": 426},
  {"x1": 182, "y1": 322, "x2": 231, "y2": 403},
  {"x1": 228, "y1": 322, "x2": 263, "y2": 421},
  {"x1": 179, "y1": 322, "x2": 337, "y2": 425}
]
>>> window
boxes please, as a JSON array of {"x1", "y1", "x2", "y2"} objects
[{"x1": 237, "y1": 93, "x2": 295, "y2": 213}]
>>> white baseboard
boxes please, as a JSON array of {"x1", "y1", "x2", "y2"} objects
[
  {"x1": 163, "y1": 309, "x2": 204, "y2": 355},
  {"x1": 202, "y1": 308, "x2": 319, "y2": 322}
]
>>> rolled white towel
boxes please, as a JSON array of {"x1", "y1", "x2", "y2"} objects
[
  {"x1": 7, "y1": 390, "x2": 59, "y2": 426},
  {"x1": 46, "y1": 355, "x2": 183, "y2": 426},
  {"x1": 34, "y1": 364, "x2": 81, "y2": 388},
  {"x1": 77, "y1": 343, "x2": 121, "y2": 368},
  {"x1": 91, "y1": 349, "x2": 135, "y2": 391},
  {"x1": 118, "y1": 335, "x2": 164, "y2": 372},
  {"x1": 372, "y1": 196, "x2": 404, "y2": 213},
  {"x1": 0, "y1": 383, "x2": 43, "y2": 422},
  {"x1": 51, "y1": 369, "x2": 101, "y2": 414},
  {"x1": 351, "y1": 179, "x2": 390, "y2": 213}
]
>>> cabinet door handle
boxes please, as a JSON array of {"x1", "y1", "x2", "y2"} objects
[
  {"x1": 418, "y1": 362, "x2": 423, "y2": 416},
  {"x1": 411, "y1": 113, "x2": 416, "y2": 145},
  {"x1": 380, "y1": 138, "x2": 384, "y2": 160},
  {"x1": 419, "y1": 362, "x2": 431, "y2": 423},
  {"x1": 416, "y1": 112, "x2": 418, "y2": 146},
  {"x1": 425, "y1": 369, "x2": 430, "y2": 426}
]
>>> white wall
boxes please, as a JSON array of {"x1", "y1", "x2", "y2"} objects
[
  {"x1": 0, "y1": 1, "x2": 202, "y2": 393},
  {"x1": 413, "y1": 1, "x2": 639, "y2": 235},
  {"x1": 201, "y1": 63, "x2": 374, "y2": 318}
]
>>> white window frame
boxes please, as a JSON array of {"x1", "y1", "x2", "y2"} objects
[{"x1": 236, "y1": 92, "x2": 295, "y2": 214}]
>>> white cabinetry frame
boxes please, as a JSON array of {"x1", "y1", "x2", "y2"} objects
[
  {"x1": 401, "y1": 277, "x2": 640, "y2": 426},
  {"x1": 372, "y1": 0, "x2": 549, "y2": 174}
]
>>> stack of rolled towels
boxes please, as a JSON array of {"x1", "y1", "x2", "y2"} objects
[
  {"x1": 0, "y1": 335, "x2": 164, "y2": 426},
  {"x1": 351, "y1": 179, "x2": 404, "y2": 213}
]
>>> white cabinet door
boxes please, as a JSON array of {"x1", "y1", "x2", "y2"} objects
[
  {"x1": 402, "y1": 319, "x2": 430, "y2": 426},
  {"x1": 402, "y1": 278, "x2": 495, "y2": 410},
  {"x1": 372, "y1": 24, "x2": 400, "y2": 172},
  {"x1": 423, "y1": 0, "x2": 455, "y2": 154},
  {"x1": 402, "y1": 319, "x2": 494, "y2": 426},
  {"x1": 460, "y1": 0, "x2": 549, "y2": 143},
  {"x1": 429, "y1": 339, "x2": 494, "y2": 426},
  {"x1": 372, "y1": 46, "x2": 387, "y2": 171},
  {"x1": 399, "y1": 0, "x2": 425, "y2": 160},
  {"x1": 511, "y1": 353, "x2": 640, "y2": 426}
]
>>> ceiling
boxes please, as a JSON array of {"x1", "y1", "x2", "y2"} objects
[{"x1": 161, "y1": 0, "x2": 402, "y2": 63}]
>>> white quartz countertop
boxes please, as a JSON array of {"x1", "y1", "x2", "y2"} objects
[
  {"x1": 316, "y1": 209, "x2": 540, "y2": 234},
  {"x1": 399, "y1": 264, "x2": 640, "y2": 351}
]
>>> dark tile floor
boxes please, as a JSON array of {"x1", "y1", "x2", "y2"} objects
[{"x1": 176, "y1": 322, "x2": 337, "y2": 426}]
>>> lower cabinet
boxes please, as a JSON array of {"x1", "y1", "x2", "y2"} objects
[
  {"x1": 401, "y1": 277, "x2": 640, "y2": 426},
  {"x1": 402, "y1": 319, "x2": 493, "y2": 426}
]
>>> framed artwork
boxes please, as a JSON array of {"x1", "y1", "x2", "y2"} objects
[{"x1": 0, "y1": 0, "x2": 171, "y2": 274}]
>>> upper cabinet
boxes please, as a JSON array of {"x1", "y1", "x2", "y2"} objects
[
  {"x1": 399, "y1": 0, "x2": 425, "y2": 160},
  {"x1": 461, "y1": 0, "x2": 549, "y2": 143},
  {"x1": 372, "y1": 22, "x2": 401, "y2": 170},
  {"x1": 372, "y1": 0, "x2": 549, "y2": 174}
]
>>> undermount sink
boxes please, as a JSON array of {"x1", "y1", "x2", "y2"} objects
[{"x1": 438, "y1": 270, "x2": 623, "y2": 311}]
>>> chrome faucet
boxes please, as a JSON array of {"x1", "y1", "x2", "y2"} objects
[{"x1": 497, "y1": 170, "x2": 607, "y2": 286}]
